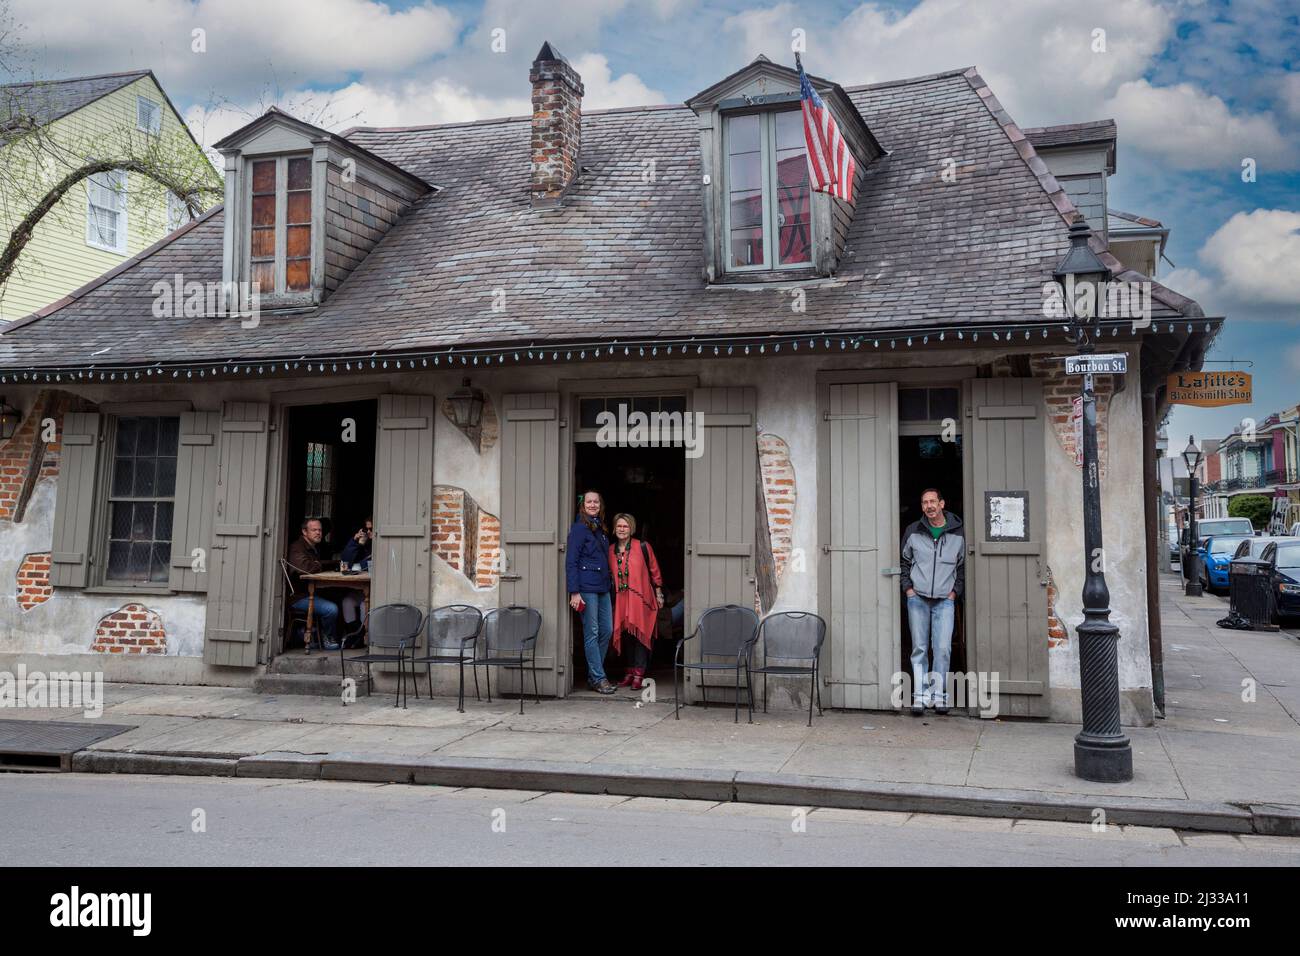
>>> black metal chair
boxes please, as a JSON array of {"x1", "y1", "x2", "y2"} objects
[
  {"x1": 471, "y1": 606, "x2": 542, "y2": 715},
  {"x1": 410, "y1": 604, "x2": 483, "y2": 712},
  {"x1": 674, "y1": 604, "x2": 759, "y2": 723},
  {"x1": 745, "y1": 611, "x2": 826, "y2": 726},
  {"x1": 279, "y1": 557, "x2": 322, "y2": 652},
  {"x1": 339, "y1": 603, "x2": 424, "y2": 708}
]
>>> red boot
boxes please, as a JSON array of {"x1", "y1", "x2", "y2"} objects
[
  {"x1": 631, "y1": 667, "x2": 644, "y2": 691},
  {"x1": 617, "y1": 669, "x2": 635, "y2": 687}
]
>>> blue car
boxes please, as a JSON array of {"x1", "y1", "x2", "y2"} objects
[
  {"x1": 1263, "y1": 540, "x2": 1300, "y2": 620},
  {"x1": 1200, "y1": 535, "x2": 1253, "y2": 592}
]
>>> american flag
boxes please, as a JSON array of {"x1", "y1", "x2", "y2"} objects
[{"x1": 798, "y1": 59, "x2": 856, "y2": 203}]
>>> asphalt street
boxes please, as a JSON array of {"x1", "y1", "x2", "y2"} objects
[{"x1": 1, "y1": 773, "x2": 1296, "y2": 866}]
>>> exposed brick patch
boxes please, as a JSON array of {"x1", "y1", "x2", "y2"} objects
[
  {"x1": 755, "y1": 433, "x2": 796, "y2": 613},
  {"x1": 987, "y1": 352, "x2": 1113, "y2": 478},
  {"x1": 16, "y1": 552, "x2": 52, "y2": 610},
  {"x1": 432, "y1": 485, "x2": 500, "y2": 589},
  {"x1": 92, "y1": 603, "x2": 167, "y2": 655},
  {"x1": 0, "y1": 390, "x2": 76, "y2": 523},
  {"x1": 1046, "y1": 565, "x2": 1068, "y2": 647}
]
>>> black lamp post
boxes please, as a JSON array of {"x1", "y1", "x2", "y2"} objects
[
  {"x1": 1055, "y1": 220, "x2": 1134, "y2": 783},
  {"x1": 1182, "y1": 436, "x2": 1204, "y2": 597}
]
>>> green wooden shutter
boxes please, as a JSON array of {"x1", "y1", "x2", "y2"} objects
[
  {"x1": 684, "y1": 387, "x2": 756, "y2": 700},
  {"x1": 818, "y1": 382, "x2": 900, "y2": 710},
  {"x1": 499, "y1": 393, "x2": 560, "y2": 696},
  {"x1": 371, "y1": 394, "x2": 434, "y2": 610},
  {"x1": 50, "y1": 412, "x2": 102, "y2": 589},
  {"x1": 204, "y1": 402, "x2": 270, "y2": 667},
  {"x1": 966, "y1": 378, "x2": 1050, "y2": 717},
  {"x1": 168, "y1": 411, "x2": 221, "y2": 592}
]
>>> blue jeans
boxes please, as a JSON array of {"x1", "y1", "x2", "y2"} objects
[
  {"x1": 907, "y1": 594, "x2": 954, "y2": 705},
  {"x1": 293, "y1": 595, "x2": 339, "y2": 643},
  {"x1": 579, "y1": 591, "x2": 612, "y2": 685}
]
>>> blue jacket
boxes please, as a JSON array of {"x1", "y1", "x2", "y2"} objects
[{"x1": 566, "y1": 518, "x2": 612, "y2": 594}]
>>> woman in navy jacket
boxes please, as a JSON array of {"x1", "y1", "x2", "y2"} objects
[{"x1": 567, "y1": 490, "x2": 616, "y2": 694}]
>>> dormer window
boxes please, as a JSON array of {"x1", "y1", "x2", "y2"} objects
[
  {"x1": 725, "y1": 110, "x2": 812, "y2": 271},
  {"x1": 248, "y1": 155, "x2": 313, "y2": 295}
]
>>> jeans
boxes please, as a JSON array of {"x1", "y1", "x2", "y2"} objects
[
  {"x1": 579, "y1": 591, "x2": 613, "y2": 685},
  {"x1": 907, "y1": 594, "x2": 954, "y2": 705},
  {"x1": 293, "y1": 595, "x2": 339, "y2": 643}
]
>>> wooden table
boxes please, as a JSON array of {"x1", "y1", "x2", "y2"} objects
[{"x1": 302, "y1": 571, "x2": 370, "y2": 648}]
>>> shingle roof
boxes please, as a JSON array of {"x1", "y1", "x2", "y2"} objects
[
  {"x1": 0, "y1": 70, "x2": 150, "y2": 141},
  {"x1": 1022, "y1": 119, "x2": 1117, "y2": 149},
  {"x1": 0, "y1": 68, "x2": 1206, "y2": 373}
]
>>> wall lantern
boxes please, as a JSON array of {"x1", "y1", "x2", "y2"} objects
[
  {"x1": 447, "y1": 378, "x2": 486, "y2": 431},
  {"x1": 0, "y1": 397, "x2": 19, "y2": 441}
]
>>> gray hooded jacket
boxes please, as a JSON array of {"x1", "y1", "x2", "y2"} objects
[{"x1": 900, "y1": 510, "x2": 965, "y2": 599}]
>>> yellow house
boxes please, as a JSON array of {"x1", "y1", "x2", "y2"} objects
[{"x1": 0, "y1": 70, "x2": 218, "y2": 322}]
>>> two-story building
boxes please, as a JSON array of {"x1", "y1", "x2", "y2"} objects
[{"x1": 0, "y1": 47, "x2": 1219, "y2": 725}]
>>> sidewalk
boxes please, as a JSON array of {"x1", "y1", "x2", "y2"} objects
[{"x1": 5, "y1": 573, "x2": 1299, "y2": 834}]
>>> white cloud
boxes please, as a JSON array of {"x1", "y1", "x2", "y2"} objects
[
  {"x1": 9, "y1": 0, "x2": 460, "y2": 100},
  {"x1": 1104, "y1": 80, "x2": 1293, "y2": 171},
  {"x1": 1280, "y1": 72, "x2": 1300, "y2": 120},
  {"x1": 570, "y1": 53, "x2": 666, "y2": 109},
  {"x1": 1199, "y1": 210, "x2": 1300, "y2": 308},
  {"x1": 1161, "y1": 266, "x2": 1220, "y2": 312}
]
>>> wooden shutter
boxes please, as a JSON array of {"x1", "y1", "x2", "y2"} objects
[
  {"x1": 204, "y1": 402, "x2": 270, "y2": 667},
  {"x1": 499, "y1": 393, "x2": 560, "y2": 696},
  {"x1": 819, "y1": 382, "x2": 900, "y2": 710},
  {"x1": 50, "y1": 412, "x2": 102, "y2": 588},
  {"x1": 684, "y1": 387, "x2": 756, "y2": 699},
  {"x1": 965, "y1": 378, "x2": 1050, "y2": 717},
  {"x1": 371, "y1": 394, "x2": 434, "y2": 610},
  {"x1": 168, "y1": 411, "x2": 220, "y2": 592}
]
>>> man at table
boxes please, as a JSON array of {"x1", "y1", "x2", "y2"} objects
[{"x1": 286, "y1": 517, "x2": 341, "y2": 650}]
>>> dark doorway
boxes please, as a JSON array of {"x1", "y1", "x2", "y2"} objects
[
  {"x1": 282, "y1": 399, "x2": 377, "y2": 649},
  {"x1": 898, "y1": 432, "x2": 968, "y2": 686},
  {"x1": 571, "y1": 441, "x2": 686, "y2": 689}
]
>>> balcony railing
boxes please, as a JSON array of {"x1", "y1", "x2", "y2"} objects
[{"x1": 1204, "y1": 468, "x2": 1296, "y2": 494}]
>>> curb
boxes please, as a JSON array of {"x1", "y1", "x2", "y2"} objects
[{"x1": 72, "y1": 748, "x2": 1299, "y2": 836}]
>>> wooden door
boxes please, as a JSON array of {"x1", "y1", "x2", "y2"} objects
[{"x1": 371, "y1": 394, "x2": 434, "y2": 610}]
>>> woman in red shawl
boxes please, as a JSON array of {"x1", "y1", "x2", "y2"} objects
[{"x1": 609, "y1": 513, "x2": 663, "y2": 690}]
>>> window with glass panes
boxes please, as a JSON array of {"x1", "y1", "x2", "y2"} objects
[
  {"x1": 724, "y1": 110, "x2": 812, "y2": 271},
  {"x1": 578, "y1": 394, "x2": 688, "y2": 429},
  {"x1": 248, "y1": 154, "x2": 313, "y2": 295},
  {"x1": 106, "y1": 417, "x2": 178, "y2": 584},
  {"x1": 304, "y1": 441, "x2": 335, "y2": 521}
]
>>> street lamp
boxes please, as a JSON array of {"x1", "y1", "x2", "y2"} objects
[
  {"x1": 1182, "y1": 436, "x2": 1204, "y2": 597},
  {"x1": 1055, "y1": 220, "x2": 1133, "y2": 783}
]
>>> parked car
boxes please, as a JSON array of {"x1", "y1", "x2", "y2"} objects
[
  {"x1": 1181, "y1": 517, "x2": 1254, "y2": 579},
  {"x1": 1168, "y1": 522, "x2": 1180, "y2": 563},
  {"x1": 1232, "y1": 536, "x2": 1293, "y2": 561},
  {"x1": 1200, "y1": 535, "x2": 1254, "y2": 593},
  {"x1": 1262, "y1": 540, "x2": 1300, "y2": 622}
]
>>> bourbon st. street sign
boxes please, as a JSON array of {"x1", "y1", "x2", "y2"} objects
[{"x1": 1065, "y1": 353, "x2": 1128, "y2": 375}]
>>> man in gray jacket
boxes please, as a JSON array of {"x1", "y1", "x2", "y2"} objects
[{"x1": 900, "y1": 488, "x2": 965, "y2": 715}]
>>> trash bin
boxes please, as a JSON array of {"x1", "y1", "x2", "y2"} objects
[{"x1": 1225, "y1": 558, "x2": 1278, "y2": 630}]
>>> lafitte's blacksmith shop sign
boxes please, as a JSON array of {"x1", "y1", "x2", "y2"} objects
[{"x1": 1166, "y1": 370, "x2": 1252, "y2": 407}]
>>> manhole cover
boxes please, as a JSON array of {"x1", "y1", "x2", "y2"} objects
[{"x1": 0, "y1": 719, "x2": 136, "y2": 772}]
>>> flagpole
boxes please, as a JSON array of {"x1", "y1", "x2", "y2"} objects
[{"x1": 795, "y1": 52, "x2": 803, "y2": 72}]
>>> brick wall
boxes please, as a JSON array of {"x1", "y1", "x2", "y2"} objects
[
  {"x1": 92, "y1": 603, "x2": 166, "y2": 655},
  {"x1": 0, "y1": 390, "x2": 69, "y2": 522},
  {"x1": 759, "y1": 434, "x2": 796, "y2": 582},
  {"x1": 529, "y1": 48, "x2": 584, "y2": 200},
  {"x1": 16, "y1": 552, "x2": 52, "y2": 610},
  {"x1": 432, "y1": 485, "x2": 500, "y2": 589},
  {"x1": 1046, "y1": 566, "x2": 1068, "y2": 647},
  {"x1": 324, "y1": 169, "x2": 411, "y2": 292}
]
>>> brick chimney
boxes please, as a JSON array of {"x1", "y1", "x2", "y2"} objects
[{"x1": 529, "y1": 42, "x2": 584, "y2": 201}]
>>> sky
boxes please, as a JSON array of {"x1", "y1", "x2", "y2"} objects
[{"x1": 2, "y1": 0, "x2": 1297, "y2": 446}]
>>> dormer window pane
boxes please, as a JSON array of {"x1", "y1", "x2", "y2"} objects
[
  {"x1": 249, "y1": 159, "x2": 277, "y2": 295},
  {"x1": 245, "y1": 153, "x2": 313, "y2": 295},
  {"x1": 724, "y1": 110, "x2": 814, "y2": 272},
  {"x1": 774, "y1": 110, "x2": 811, "y2": 265},
  {"x1": 285, "y1": 157, "x2": 312, "y2": 291}
]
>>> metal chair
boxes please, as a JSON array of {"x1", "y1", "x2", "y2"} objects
[
  {"x1": 471, "y1": 606, "x2": 542, "y2": 715},
  {"x1": 340, "y1": 603, "x2": 424, "y2": 708},
  {"x1": 745, "y1": 611, "x2": 826, "y2": 726},
  {"x1": 674, "y1": 604, "x2": 759, "y2": 723},
  {"x1": 279, "y1": 557, "x2": 322, "y2": 652},
  {"x1": 410, "y1": 604, "x2": 483, "y2": 712}
]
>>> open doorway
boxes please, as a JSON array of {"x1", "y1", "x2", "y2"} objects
[
  {"x1": 281, "y1": 398, "x2": 377, "y2": 651},
  {"x1": 570, "y1": 402, "x2": 687, "y2": 692},
  {"x1": 898, "y1": 386, "x2": 967, "y2": 685}
]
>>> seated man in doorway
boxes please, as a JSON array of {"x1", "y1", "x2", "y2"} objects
[
  {"x1": 286, "y1": 517, "x2": 341, "y2": 651},
  {"x1": 900, "y1": 488, "x2": 965, "y2": 715}
]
